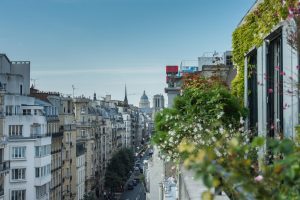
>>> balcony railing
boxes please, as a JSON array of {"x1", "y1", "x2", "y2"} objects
[
  {"x1": 8, "y1": 133, "x2": 51, "y2": 139},
  {"x1": 0, "y1": 160, "x2": 10, "y2": 172},
  {"x1": 30, "y1": 133, "x2": 51, "y2": 138}
]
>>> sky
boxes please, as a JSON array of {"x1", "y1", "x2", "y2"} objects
[{"x1": 0, "y1": 0, "x2": 254, "y2": 106}]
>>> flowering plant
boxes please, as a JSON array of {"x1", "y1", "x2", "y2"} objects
[
  {"x1": 153, "y1": 75, "x2": 300, "y2": 199},
  {"x1": 153, "y1": 76, "x2": 247, "y2": 162}
]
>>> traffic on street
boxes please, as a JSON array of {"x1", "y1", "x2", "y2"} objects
[{"x1": 120, "y1": 146, "x2": 152, "y2": 200}]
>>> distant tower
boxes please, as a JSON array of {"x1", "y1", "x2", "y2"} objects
[
  {"x1": 139, "y1": 90, "x2": 150, "y2": 109},
  {"x1": 153, "y1": 94, "x2": 164, "y2": 111},
  {"x1": 93, "y1": 92, "x2": 97, "y2": 101},
  {"x1": 124, "y1": 85, "x2": 128, "y2": 106}
]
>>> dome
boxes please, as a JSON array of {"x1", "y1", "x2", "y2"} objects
[
  {"x1": 140, "y1": 90, "x2": 148, "y2": 100},
  {"x1": 139, "y1": 90, "x2": 150, "y2": 110}
]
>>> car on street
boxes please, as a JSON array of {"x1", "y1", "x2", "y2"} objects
[
  {"x1": 134, "y1": 177, "x2": 140, "y2": 183},
  {"x1": 148, "y1": 149, "x2": 153, "y2": 156},
  {"x1": 127, "y1": 182, "x2": 134, "y2": 190},
  {"x1": 132, "y1": 179, "x2": 137, "y2": 186}
]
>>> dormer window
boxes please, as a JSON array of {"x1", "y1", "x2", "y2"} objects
[
  {"x1": 81, "y1": 107, "x2": 86, "y2": 114},
  {"x1": 23, "y1": 109, "x2": 31, "y2": 115}
]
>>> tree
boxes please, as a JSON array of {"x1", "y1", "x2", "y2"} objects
[
  {"x1": 83, "y1": 192, "x2": 96, "y2": 200},
  {"x1": 104, "y1": 148, "x2": 134, "y2": 192}
]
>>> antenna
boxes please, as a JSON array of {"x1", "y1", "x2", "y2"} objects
[{"x1": 72, "y1": 85, "x2": 76, "y2": 98}]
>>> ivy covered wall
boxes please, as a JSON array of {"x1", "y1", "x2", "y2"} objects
[{"x1": 231, "y1": 0, "x2": 297, "y2": 99}]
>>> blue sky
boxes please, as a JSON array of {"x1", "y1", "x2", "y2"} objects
[{"x1": 0, "y1": 0, "x2": 254, "y2": 106}]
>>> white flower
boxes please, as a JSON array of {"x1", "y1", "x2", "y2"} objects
[
  {"x1": 217, "y1": 111, "x2": 224, "y2": 119},
  {"x1": 212, "y1": 137, "x2": 216, "y2": 142},
  {"x1": 219, "y1": 127, "x2": 224, "y2": 134},
  {"x1": 240, "y1": 117, "x2": 245, "y2": 125},
  {"x1": 197, "y1": 123, "x2": 203, "y2": 130},
  {"x1": 214, "y1": 149, "x2": 221, "y2": 157},
  {"x1": 169, "y1": 130, "x2": 175, "y2": 136}
]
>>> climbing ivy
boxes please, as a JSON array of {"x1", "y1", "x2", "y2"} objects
[{"x1": 231, "y1": 0, "x2": 297, "y2": 99}]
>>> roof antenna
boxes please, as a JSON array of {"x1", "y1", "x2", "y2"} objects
[{"x1": 72, "y1": 85, "x2": 76, "y2": 98}]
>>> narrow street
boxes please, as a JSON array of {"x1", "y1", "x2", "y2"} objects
[
  {"x1": 120, "y1": 182, "x2": 146, "y2": 200},
  {"x1": 119, "y1": 146, "x2": 149, "y2": 200}
]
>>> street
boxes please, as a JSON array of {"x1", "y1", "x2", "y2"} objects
[
  {"x1": 120, "y1": 182, "x2": 146, "y2": 200},
  {"x1": 119, "y1": 146, "x2": 150, "y2": 200}
]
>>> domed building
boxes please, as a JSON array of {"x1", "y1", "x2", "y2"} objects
[{"x1": 139, "y1": 90, "x2": 151, "y2": 113}]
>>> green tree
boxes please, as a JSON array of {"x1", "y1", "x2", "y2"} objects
[
  {"x1": 83, "y1": 192, "x2": 96, "y2": 200},
  {"x1": 104, "y1": 148, "x2": 134, "y2": 191}
]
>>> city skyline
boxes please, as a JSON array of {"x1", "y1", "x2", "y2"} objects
[{"x1": 0, "y1": 0, "x2": 255, "y2": 106}]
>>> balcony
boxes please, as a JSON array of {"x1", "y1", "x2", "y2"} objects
[
  {"x1": 8, "y1": 133, "x2": 51, "y2": 140},
  {"x1": 30, "y1": 133, "x2": 51, "y2": 138},
  {"x1": 0, "y1": 161, "x2": 9, "y2": 175},
  {"x1": 52, "y1": 131, "x2": 63, "y2": 138}
]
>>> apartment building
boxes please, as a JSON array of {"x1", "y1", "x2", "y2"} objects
[
  {"x1": 0, "y1": 54, "x2": 51, "y2": 200},
  {"x1": 60, "y1": 97, "x2": 77, "y2": 200}
]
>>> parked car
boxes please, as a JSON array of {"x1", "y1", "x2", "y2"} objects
[
  {"x1": 134, "y1": 178, "x2": 140, "y2": 183},
  {"x1": 132, "y1": 179, "x2": 137, "y2": 186},
  {"x1": 127, "y1": 182, "x2": 134, "y2": 190},
  {"x1": 148, "y1": 149, "x2": 153, "y2": 156},
  {"x1": 135, "y1": 160, "x2": 141, "y2": 166}
]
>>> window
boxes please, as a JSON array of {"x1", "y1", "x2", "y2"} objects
[
  {"x1": 30, "y1": 124, "x2": 41, "y2": 136},
  {"x1": 35, "y1": 145, "x2": 51, "y2": 157},
  {"x1": 65, "y1": 132, "x2": 71, "y2": 143},
  {"x1": 0, "y1": 96, "x2": 3, "y2": 105},
  {"x1": 20, "y1": 85, "x2": 23, "y2": 95},
  {"x1": 11, "y1": 190, "x2": 26, "y2": 200},
  {"x1": 80, "y1": 130, "x2": 86, "y2": 138},
  {"x1": 35, "y1": 164, "x2": 51, "y2": 178},
  {"x1": 35, "y1": 168, "x2": 40, "y2": 178},
  {"x1": 15, "y1": 106, "x2": 20, "y2": 115},
  {"x1": 22, "y1": 109, "x2": 31, "y2": 115},
  {"x1": 36, "y1": 184, "x2": 48, "y2": 199},
  {"x1": 6, "y1": 105, "x2": 13, "y2": 116},
  {"x1": 12, "y1": 147, "x2": 26, "y2": 159},
  {"x1": 11, "y1": 168, "x2": 26, "y2": 181},
  {"x1": 9, "y1": 125, "x2": 23, "y2": 137},
  {"x1": 266, "y1": 34, "x2": 283, "y2": 138},
  {"x1": 80, "y1": 107, "x2": 86, "y2": 114},
  {"x1": 247, "y1": 50, "x2": 258, "y2": 136},
  {"x1": 34, "y1": 110, "x2": 37, "y2": 115}
]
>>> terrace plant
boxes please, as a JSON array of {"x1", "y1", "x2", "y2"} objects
[{"x1": 153, "y1": 75, "x2": 300, "y2": 199}]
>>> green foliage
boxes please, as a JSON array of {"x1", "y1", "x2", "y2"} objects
[
  {"x1": 105, "y1": 148, "x2": 134, "y2": 191},
  {"x1": 83, "y1": 192, "x2": 96, "y2": 200},
  {"x1": 231, "y1": 0, "x2": 297, "y2": 99},
  {"x1": 153, "y1": 76, "x2": 246, "y2": 160},
  {"x1": 153, "y1": 75, "x2": 300, "y2": 199}
]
